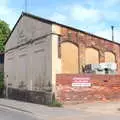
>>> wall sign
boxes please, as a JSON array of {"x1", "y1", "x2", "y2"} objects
[
  {"x1": 17, "y1": 28, "x2": 28, "y2": 44},
  {"x1": 72, "y1": 77, "x2": 91, "y2": 87}
]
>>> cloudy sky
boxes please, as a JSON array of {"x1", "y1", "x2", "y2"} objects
[{"x1": 1, "y1": 0, "x2": 120, "y2": 42}]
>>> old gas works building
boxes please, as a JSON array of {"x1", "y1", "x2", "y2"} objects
[{"x1": 4, "y1": 12, "x2": 120, "y2": 104}]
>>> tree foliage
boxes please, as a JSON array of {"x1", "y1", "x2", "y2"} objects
[{"x1": 0, "y1": 20, "x2": 10, "y2": 52}]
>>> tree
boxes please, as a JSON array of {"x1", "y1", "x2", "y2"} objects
[{"x1": 0, "y1": 20, "x2": 10, "y2": 52}]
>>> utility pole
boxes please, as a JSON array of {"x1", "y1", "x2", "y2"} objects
[
  {"x1": 111, "y1": 25, "x2": 114, "y2": 41},
  {"x1": 25, "y1": 0, "x2": 27, "y2": 12}
]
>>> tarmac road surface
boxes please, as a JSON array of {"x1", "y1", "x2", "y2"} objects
[
  {"x1": 0, "y1": 107, "x2": 39, "y2": 120},
  {"x1": 0, "y1": 99, "x2": 120, "y2": 120}
]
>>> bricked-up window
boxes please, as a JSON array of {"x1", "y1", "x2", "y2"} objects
[
  {"x1": 105, "y1": 52, "x2": 115, "y2": 62},
  {"x1": 61, "y1": 42, "x2": 79, "y2": 73},
  {"x1": 85, "y1": 48, "x2": 99, "y2": 64}
]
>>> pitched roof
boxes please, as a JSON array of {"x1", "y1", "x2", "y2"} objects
[{"x1": 4, "y1": 12, "x2": 120, "y2": 46}]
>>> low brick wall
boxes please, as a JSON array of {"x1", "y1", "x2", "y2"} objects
[
  {"x1": 7, "y1": 88, "x2": 52, "y2": 105},
  {"x1": 56, "y1": 74, "x2": 120, "y2": 104}
]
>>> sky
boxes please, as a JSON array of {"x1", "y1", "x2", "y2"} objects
[{"x1": 1, "y1": 0, "x2": 120, "y2": 43}]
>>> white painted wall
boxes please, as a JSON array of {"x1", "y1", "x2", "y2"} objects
[
  {"x1": 51, "y1": 24, "x2": 62, "y2": 93},
  {"x1": 6, "y1": 16, "x2": 51, "y2": 50},
  {"x1": 4, "y1": 15, "x2": 52, "y2": 91},
  {"x1": 5, "y1": 16, "x2": 62, "y2": 94}
]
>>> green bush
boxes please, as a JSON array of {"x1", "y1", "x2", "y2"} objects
[{"x1": 49, "y1": 99, "x2": 63, "y2": 107}]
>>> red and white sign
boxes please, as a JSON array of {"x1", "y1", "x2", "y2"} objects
[{"x1": 72, "y1": 77, "x2": 91, "y2": 87}]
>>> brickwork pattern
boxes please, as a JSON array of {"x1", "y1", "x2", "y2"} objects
[
  {"x1": 56, "y1": 74, "x2": 120, "y2": 103},
  {"x1": 60, "y1": 27, "x2": 120, "y2": 73}
]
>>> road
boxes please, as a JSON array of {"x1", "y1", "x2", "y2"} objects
[
  {"x1": 64, "y1": 102, "x2": 120, "y2": 120},
  {"x1": 0, "y1": 107, "x2": 39, "y2": 120},
  {"x1": 0, "y1": 99, "x2": 120, "y2": 120},
  {"x1": 0, "y1": 105, "x2": 119, "y2": 120}
]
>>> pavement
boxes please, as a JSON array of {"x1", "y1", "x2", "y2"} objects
[{"x1": 0, "y1": 98, "x2": 120, "y2": 120}]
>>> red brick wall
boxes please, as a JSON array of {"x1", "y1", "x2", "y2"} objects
[
  {"x1": 60, "y1": 26, "x2": 120, "y2": 73},
  {"x1": 56, "y1": 74, "x2": 120, "y2": 104}
]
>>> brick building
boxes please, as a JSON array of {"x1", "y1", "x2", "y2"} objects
[
  {"x1": 4, "y1": 12, "x2": 120, "y2": 104},
  {"x1": 58, "y1": 24, "x2": 119, "y2": 74}
]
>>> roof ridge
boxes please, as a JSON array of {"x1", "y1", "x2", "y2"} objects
[{"x1": 5, "y1": 12, "x2": 120, "y2": 46}]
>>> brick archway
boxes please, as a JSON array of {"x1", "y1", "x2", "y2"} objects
[
  {"x1": 85, "y1": 47, "x2": 99, "y2": 64},
  {"x1": 105, "y1": 51, "x2": 116, "y2": 62},
  {"x1": 61, "y1": 42, "x2": 79, "y2": 73}
]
